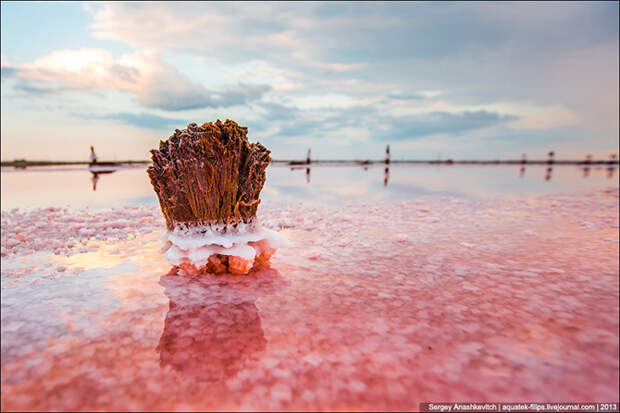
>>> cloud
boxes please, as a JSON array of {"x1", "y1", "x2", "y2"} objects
[
  {"x1": 1, "y1": 55, "x2": 16, "y2": 80},
  {"x1": 89, "y1": 3, "x2": 618, "y2": 63},
  {"x1": 1, "y1": 66, "x2": 17, "y2": 81},
  {"x1": 387, "y1": 91, "x2": 427, "y2": 101},
  {"x1": 375, "y1": 110, "x2": 519, "y2": 141},
  {"x1": 2, "y1": 49, "x2": 270, "y2": 110},
  {"x1": 141, "y1": 81, "x2": 271, "y2": 112},
  {"x1": 250, "y1": 101, "x2": 518, "y2": 144},
  {"x1": 13, "y1": 83, "x2": 64, "y2": 95},
  {"x1": 277, "y1": 119, "x2": 324, "y2": 138},
  {"x1": 84, "y1": 2, "x2": 618, "y2": 127},
  {"x1": 256, "y1": 102, "x2": 300, "y2": 122},
  {"x1": 72, "y1": 112, "x2": 186, "y2": 130},
  {"x1": 1, "y1": 3, "x2": 617, "y2": 161}
]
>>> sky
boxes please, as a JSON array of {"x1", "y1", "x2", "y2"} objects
[{"x1": 1, "y1": 1, "x2": 618, "y2": 161}]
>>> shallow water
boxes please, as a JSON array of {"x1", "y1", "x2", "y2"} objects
[
  {"x1": 1, "y1": 165, "x2": 619, "y2": 411},
  {"x1": 1, "y1": 163, "x2": 618, "y2": 210}
]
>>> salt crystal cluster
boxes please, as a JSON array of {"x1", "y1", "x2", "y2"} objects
[
  {"x1": 162, "y1": 223, "x2": 290, "y2": 274},
  {"x1": 147, "y1": 120, "x2": 289, "y2": 274}
]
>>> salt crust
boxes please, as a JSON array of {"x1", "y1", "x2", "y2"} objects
[
  {"x1": 162, "y1": 223, "x2": 291, "y2": 267},
  {"x1": 1, "y1": 189, "x2": 619, "y2": 410}
]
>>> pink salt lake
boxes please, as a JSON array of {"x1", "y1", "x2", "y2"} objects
[{"x1": 1, "y1": 164, "x2": 619, "y2": 411}]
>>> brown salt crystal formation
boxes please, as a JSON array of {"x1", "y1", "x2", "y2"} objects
[
  {"x1": 147, "y1": 120, "x2": 283, "y2": 275},
  {"x1": 148, "y1": 120, "x2": 271, "y2": 231}
]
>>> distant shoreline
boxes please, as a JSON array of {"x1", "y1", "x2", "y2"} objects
[
  {"x1": 1, "y1": 159, "x2": 618, "y2": 168},
  {"x1": 0, "y1": 160, "x2": 150, "y2": 168}
]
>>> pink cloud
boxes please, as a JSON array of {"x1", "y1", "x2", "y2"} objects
[{"x1": 4, "y1": 49, "x2": 269, "y2": 111}]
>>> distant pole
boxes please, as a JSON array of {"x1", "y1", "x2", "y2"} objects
[
  {"x1": 306, "y1": 148, "x2": 311, "y2": 165},
  {"x1": 609, "y1": 154, "x2": 618, "y2": 176},
  {"x1": 90, "y1": 145, "x2": 98, "y2": 164},
  {"x1": 545, "y1": 167, "x2": 553, "y2": 181},
  {"x1": 583, "y1": 165, "x2": 590, "y2": 178},
  {"x1": 521, "y1": 153, "x2": 527, "y2": 164},
  {"x1": 385, "y1": 145, "x2": 391, "y2": 165},
  {"x1": 583, "y1": 154, "x2": 591, "y2": 178},
  {"x1": 547, "y1": 151, "x2": 555, "y2": 165},
  {"x1": 91, "y1": 172, "x2": 99, "y2": 191}
]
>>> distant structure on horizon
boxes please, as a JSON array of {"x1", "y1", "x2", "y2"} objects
[
  {"x1": 306, "y1": 148, "x2": 311, "y2": 165},
  {"x1": 385, "y1": 145, "x2": 391, "y2": 165},
  {"x1": 548, "y1": 151, "x2": 555, "y2": 165}
]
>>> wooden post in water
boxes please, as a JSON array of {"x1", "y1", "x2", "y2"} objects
[
  {"x1": 545, "y1": 167, "x2": 553, "y2": 181},
  {"x1": 583, "y1": 154, "x2": 592, "y2": 178},
  {"x1": 608, "y1": 154, "x2": 618, "y2": 178}
]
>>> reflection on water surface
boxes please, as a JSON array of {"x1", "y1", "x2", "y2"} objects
[
  {"x1": 1, "y1": 164, "x2": 618, "y2": 210},
  {"x1": 157, "y1": 268, "x2": 287, "y2": 383}
]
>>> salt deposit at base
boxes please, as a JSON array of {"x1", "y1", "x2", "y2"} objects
[
  {"x1": 1, "y1": 188, "x2": 619, "y2": 411},
  {"x1": 162, "y1": 224, "x2": 291, "y2": 271}
]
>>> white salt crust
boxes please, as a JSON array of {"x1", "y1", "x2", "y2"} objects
[{"x1": 162, "y1": 223, "x2": 292, "y2": 267}]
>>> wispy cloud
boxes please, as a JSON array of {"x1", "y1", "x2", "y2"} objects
[
  {"x1": 88, "y1": 2, "x2": 618, "y2": 63},
  {"x1": 250, "y1": 101, "x2": 518, "y2": 143},
  {"x1": 72, "y1": 112, "x2": 186, "y2": 130},
  {"x1": 375, "y1": 110, "x2": 519, "y2": 141},
  {"x1": 1, "y1": 66, "x2": 17, "y2": 81}
]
